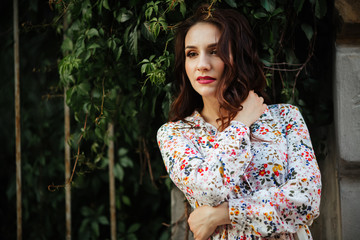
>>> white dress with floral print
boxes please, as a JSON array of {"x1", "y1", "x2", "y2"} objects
[{"x1": 157, "y1": 104, "x2": 321, "y2": 240}]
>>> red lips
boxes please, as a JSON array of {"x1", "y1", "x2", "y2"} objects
[{"x1": 196, "y1": 76, "x2": 216, "y2": 84}]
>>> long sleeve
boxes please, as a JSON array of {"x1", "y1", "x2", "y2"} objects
[
  {"x1": 157, "y1": 120, "x2": 252, "y2": 207},
  {"x1": 228, "y1": 105, "x2": 321, "y2": 237}
]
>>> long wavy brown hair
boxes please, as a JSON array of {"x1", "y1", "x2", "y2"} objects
[{"x1": 169, "y1": 5, "x2": 269, "y2": 130}]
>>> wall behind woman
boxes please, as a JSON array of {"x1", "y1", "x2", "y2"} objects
[{"x1": 333, "y1": 0, "x2": 360, "y2": 239}]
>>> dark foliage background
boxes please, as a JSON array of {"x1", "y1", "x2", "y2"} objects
[{"x1": 1, "y1": 0, "x2": 333, "y2": 239}]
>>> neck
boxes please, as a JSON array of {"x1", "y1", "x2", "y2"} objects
[{"x1": 200, "y1": 97, "x2": 223, "y2": 128}]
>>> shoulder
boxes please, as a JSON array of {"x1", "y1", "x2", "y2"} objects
[
  {"x1": 157, "y1": 120, "x2": 184, "y2": 134},
  {"x1": 157, "y1": 111, "x2": 200, "y2": 137},
  {"x1": 268, "y1": 103, "x2": 303, "y2": 121},
  {"x1": 157, "y1": 119, "x2": 194, "y2": 140}
]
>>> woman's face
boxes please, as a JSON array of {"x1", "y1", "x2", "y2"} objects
[{"x1": 184, "y1": 22, "x2": 225, "y2": 101}]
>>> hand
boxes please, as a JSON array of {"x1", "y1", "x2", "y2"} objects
[
  {"x1": 188, "y1": 205, "x2": 216, "y2": 240},
  {"x1": 188, "y1": 203, "x2": 230, "y2": 240},
  {"x1": 234, "y1": 90, "x2": 266, "y2": 127}
]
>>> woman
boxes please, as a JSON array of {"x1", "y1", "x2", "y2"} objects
[{"x1": 157, "y1": 5, "x2": 321, "y2": 240}]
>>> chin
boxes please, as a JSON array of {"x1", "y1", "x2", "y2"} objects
[{"x1": 197, "y1": 91, "x2": 217, "y2": 99}]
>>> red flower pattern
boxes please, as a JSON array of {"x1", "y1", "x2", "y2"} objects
[{"x1": 157, "y1": 104, "x2": 321, "y2": 239}]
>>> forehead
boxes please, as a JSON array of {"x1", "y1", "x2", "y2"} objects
[{"x1": 185, "y1": 22, "x2": 221, "y2": 47}]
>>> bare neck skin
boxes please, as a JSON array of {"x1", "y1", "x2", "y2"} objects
[{"x1": 200, "y1": 96, "x2": 224, "y2": 129}]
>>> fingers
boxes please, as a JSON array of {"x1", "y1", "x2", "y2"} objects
[{"x1": 234, "y1": 90, "x2": 267, "y2": 126}]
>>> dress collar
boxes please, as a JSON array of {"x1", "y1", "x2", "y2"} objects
[
  {"x1": 186, "y1": 110, "x2": 207, "y2": 128},
  {"x1": 258, "y1": 105, "x2": 273, "y2": 121},
  {"x1": 186, "y1": 105, "x2": 273, "y2": 125}
]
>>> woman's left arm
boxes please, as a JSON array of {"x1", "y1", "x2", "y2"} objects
[
  {"x1": 189, "y1": 105, "x2": 322, "y2": 238},
  {"x1": 227, "y1": 105, "x2": 321, "y2": 237}
]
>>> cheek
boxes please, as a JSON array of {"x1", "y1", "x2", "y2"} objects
[
  {"x1": 185, "y1": 60, "x2": 192, "y2": 78},
  {"x1": 216, "y1": 60, "x2": 225, "y2": 75}
]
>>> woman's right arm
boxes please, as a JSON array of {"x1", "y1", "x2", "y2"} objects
[
  {"x1": 157, "y1": 91, "x2": 266, "y2": 207},
  {"x1": 157, "y1": 120, "x2": 252, "y2": 207}
]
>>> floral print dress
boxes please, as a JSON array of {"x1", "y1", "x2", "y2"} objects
[{"x1": 157, "y1": 104, "x2": 321, "y2": 240}]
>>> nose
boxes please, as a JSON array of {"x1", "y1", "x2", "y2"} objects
[{"x1": 196, "y1": 53, "x2": 211, "y2": 72}]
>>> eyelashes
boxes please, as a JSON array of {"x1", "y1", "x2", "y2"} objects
[
  {"x1": 185, "y1": 49, "x2": 218, "y2": 58},
  {"x1": 186, "y1": 51, "x2": 197, "y2": 57}
]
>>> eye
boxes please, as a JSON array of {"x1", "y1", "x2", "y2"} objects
[
  {"x1": 186, "y1": 51, "x2": 197, "y2": 58},
  {"x1": 210, "y1": 49, "x2": 217, "y2": 55}
]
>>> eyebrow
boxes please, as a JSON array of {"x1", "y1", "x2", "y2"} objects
[{"x1": 185, "y1": 43, "x2": 218, "y2": 50}]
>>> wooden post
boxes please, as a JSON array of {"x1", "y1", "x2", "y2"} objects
[
  {"x1": 13, "y1": 0, "x2": 22, "y2": 239},
  {"x1": 64, "y1": 88, "x2": 71, "y2": 240},
  {"x1": 63, "y1": 14, "x2": 72, "y2": 240},
  {"x1": 108, "y1": 123, "x2": 116, "y2": 240}
]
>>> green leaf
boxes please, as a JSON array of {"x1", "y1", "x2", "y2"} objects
[
  {"x1": 87, "y1": 28, "x2": 99, "y2": 38},
  {"x1": 116, "y1": 45, "x2": 123, "y2": 61},
  {"x1": 91, "y1": 142, "x2": 99, "y2": 153},
  {"x1": 254, "y1": 11, "x2": 268, "y2": 19},
  {"x1": 61, "y1": 38, "x2": 73, "y2": 53},
  {"x1": 129, "y1": 25, "x2": 139, "y2": 57},
  {"x1": 79, "y1": 218, "x2": 90, "y2": 234},
  {"x1": 83, "y1": 102, "x2": 91, "y2": 113},
  {"x1": 81, "y1": 206, "x2": 92, "y2": 217},
  {"x1": 118, "y1": 148, "x2": 128, "y2": 156},
  {"x1": 103, "y1": 0, "x2": 110, "y2": 10},
  {"x1": 88, "y1": 43, "x2": 101, "y2": 50},
  {"x1": 285, "y1": 48, "x2": 298, "y2": 64},
  {"x1": 128, "y1": 223, "x2": 140, "y2": 233},
  {"x1": 99, "y1": 27, "x2": 104, "y2": 36},
  {"x1": 122, "y1": 195, "x2": 131, "y2": 206},
  {"x1": 91, "y1": 221, "x2": 100, "y2": 236},
  {"x1": 153, "y1": 1, "x2": 159, "y2": 14},
  {"x1": 66, "y1": 87, "x2": 75, "y2": 105},
  {"x1": 145, "y1": 7, "x2": 153, "y2": 19},
  {"x1": 74, "y1": 35, "x2": 85, "y2": 57},
  {"x1": 91, "y1": 89, "x2": 101, "y2": 98},
  {"x1": 271, "y1": 7, "x2": 284, "y2": 17},
  {"x1": 77, "y1": 82, "x2": 91, "y2": 95},
  {"x1": 98, "y1": 216, "x2": 109, "y2": 225},
  {"x1": 141, "y1": 22, "x2": 156, "y2": 42},
  {"x1": 294, "y1": 0, "x2": 305, "y2": 14},
  {"x1": 298, "y1": 99, "x2": 306, "y2": 106},
  {"x1": 81, "y1": 0, "x2": 92, "y2": 20},
  {"x1": 159, "y1": 17, "x2": 168, "y2": 32},
  {"x1": 95, "y1": 127, "x2": 103, "y2": 139},
  {"x1": 107, "y1": 37, "x2": 116, "y2": 50},
  {"x1": 83, "y1": 50, "x2": 91, "y2": 62},
  {"x1": 315, "y1": 0, "x2": 327, "y2": 18},
  {"x1": 224, "y1": 0, "x2": 237, "y2": 8},
  {"x1": 117, "y1": 9, "x2": 133, "y2": 22},
  {"x1": 120, "y1": 156, "x2": 133, "y2": 168},
  {"x1": 180, "y1": 2, "x2": 186, "y2": 18},
  {"x1": 261, "y1": 0, "x2": 276, "y2": 13},
  {"x1": 154, "y1": 23, "x2": 161, "y2": 39},
  {"x1": 94, "y1": 154, "x2": 103, "y2": 163},
  {"x1": 140, "y1": 62, "x2": 148, "y2": 74},
  {"x1": 301, "y1": 24, "x2": 313, "y2": 41},
  {"x1": 114, "y1": 163, "x2": 124, "y2": 181},
  {"x1": 261, "y1": 58, "x2": 271, "y2": 67}
]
